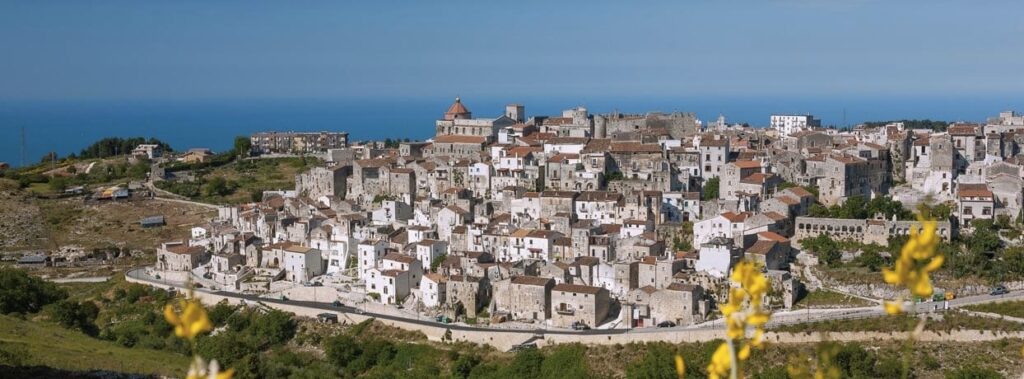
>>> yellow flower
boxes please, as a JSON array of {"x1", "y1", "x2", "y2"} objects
[
  {"x1": 164, "y1": 299, "x2": 213, "y2": 340},
  {"x1": 674, "y1": 354, "x2": 686, "y2": 378},
  {"x1": 883, "y1": 216, "x2": 943, "y2": 311},
  {"x1": 709, "y1": 260, "x2": 772, "y2": 378},
  {"x1": 707, "y1": 342, "x2": 732, "y2": 379},
  {"x1": 884, "y1": 301, "x2": 903, "y2": 315}
]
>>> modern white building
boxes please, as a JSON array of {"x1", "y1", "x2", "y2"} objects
[{"x1": 770, "y1": 114, "x2": 821, "y2": 137}]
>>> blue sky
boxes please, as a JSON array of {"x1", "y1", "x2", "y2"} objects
[{"x1": 1, "y1": 0, "x2": 1023, "y2": 101}]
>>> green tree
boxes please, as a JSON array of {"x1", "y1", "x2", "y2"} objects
[
  {"x1": 853, "y1": 250, "x2": 886, "y2": 271},
  {"x1": 801, "y1": 234, "x2": 842, "y2": 266},
  {"x1": 234, "y1": 136, "x2": 253, "y2": 158},
  {"x1": 0, "y1": 268, "x2": 67, "y2": 314},
  {"x1": 431, "y1": 253, "x2": 447, "y2": 272},
  {"x1": 78, "y1": 137, "x2": 173, "y2": 159},
  {"x1": 702, "y1": 177, "x2": 720, "y2": 201},
  {"x1": 451, "y1": 353, "x2": 481, "y2": 379},
  {"x1": 46, "y1": 300, "x2": 99, "y2": 336},
  {"x1": 203, "y1": 176, "x2": 233, "y2": 197}
]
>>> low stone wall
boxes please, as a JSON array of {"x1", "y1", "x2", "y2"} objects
[{"x1": 127, "y1": 271, "x2": 1024, "y2": 350}]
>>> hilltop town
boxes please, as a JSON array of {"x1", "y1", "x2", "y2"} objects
[{"x1": 127, "y1": 99, "x2": 1024, "y2": 335}]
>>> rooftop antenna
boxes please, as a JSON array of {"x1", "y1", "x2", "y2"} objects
[{"x1": 842, "y1": 108, "x2": 847, "y2": 129}]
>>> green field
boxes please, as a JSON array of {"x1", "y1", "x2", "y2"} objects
[{"x1": 0, "y1": 314, "x2": 188, "y2": 376}]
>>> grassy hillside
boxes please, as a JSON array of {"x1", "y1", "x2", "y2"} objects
[
  {"x1": 157, "y1": 157, "x2": 320, "y2": 204},
  {"x1": 0, "y1": 314, "x2": 188, "y2": 377}
]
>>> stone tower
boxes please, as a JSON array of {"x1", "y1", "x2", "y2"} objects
[
  {"x1": 505, "y1": 104, "x2": 525, "y2": 123},
  {"x1": 594, "y1": 115, "x2": 608, "y2": 138}
]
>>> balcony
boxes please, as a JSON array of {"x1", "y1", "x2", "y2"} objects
[{"x1": 555, "y1": 304, "x2": 575, "y2": 315}]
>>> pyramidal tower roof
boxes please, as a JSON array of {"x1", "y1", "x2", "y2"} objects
[{"x1": 444, "y1": 97, "x2": 472, "y2": 120}]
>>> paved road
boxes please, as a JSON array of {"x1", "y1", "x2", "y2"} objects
[
  {"x1": 47, "y1": 276, "x2": 112, "y2": 284},
  {"x1": 126, "y1": 267, "x2": 1024, "y2": 337},
  {"x1": 127, "y1": 268, "x2": 620, "y2": 336}
]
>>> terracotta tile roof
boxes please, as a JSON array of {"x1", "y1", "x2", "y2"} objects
[
  {"x1": 547, "y1": 137, "x2": 590, "y2": 145},
  {"x1": 958, "y1": 183, "x2": 993, "y2": 198},
  {"x1": 639, "y1": 285, "x2": 658, "y2": 295},
  {"x1": 541, "y1": 117, "x2": 575, "y2": 126},
  {"x1": 383, "y1": 252, "x2": 418, "y2": 264},
  {"x1": 757, "y1": 231, "x2": 789, "y2": 242},
  {"x1": 746, "y1": 240, "x2": 777, "y2": 256},
  {"x1": 548, "y1": 153, "x2": 580, "y2": 162},
  {"x1": 577, "y1": 191, "x2": 623, "y2": 202},
  {"x1": 424, "y1": 272, "x2": 447, "y2": 283},
  {"x1": 741, "y1": 172, "x2": 772, "y2": 184},
  {"x1": 763, "y1": 211, "x2": 787, "y2": 221},
  {"x1": 733, "y1": 160, "x2": 761, "y2": 169},
  {"x1": 721, "y1": 211, "x2": 750, "y2": 223},
  {"x1": 553, "y1": 283, "x2": 604, "y2": 295},
  {"x1": 828, "y1": 154, "x2": 865, "y2": 165},
  {"x1": 444, "y1": 97, "x2": 471, "y2": 118},
  {"x1": 778, "y1": 196, "x2": 800, "y2": 206},
  {"x1": 507, "y1": 146, "x2": 542, "y2": 157},
  {"x1": 948, "y1": 125, "x2": 977, "y2": 136},
  {"x1": 581, "y1": 138, "x2": 612, "y2": 154},
  {"x1": 785, "y1": 187, "x2": 814, "y2": 198},
  {"x1": 166, "y1": 245, "x2": 206, "y2": 255}
]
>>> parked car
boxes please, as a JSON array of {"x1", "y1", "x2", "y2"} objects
[
  {"x1": 571, "y1": 321, "x2": 590, "y2": 330},
  {"x1": 435, "y1": 315, "x2": 452, "y2": 324},
  {"x1": 332, "y1": 300, "x2": 343, "y2": 307},
  {"x1": 990, "y1": 285, "x2": 1009, "y2": 296},
  {"x1": 657, "y1": 321, "x2": 676, "y2": 328}
]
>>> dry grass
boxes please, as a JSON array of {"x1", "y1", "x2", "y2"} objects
[{"x1": 21, "y1": 197, "x2": 213, "y2": 251}]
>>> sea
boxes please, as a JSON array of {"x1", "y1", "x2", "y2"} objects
[{"x1": 1, "y1": 95, "x2": 1021, "y2": 167}]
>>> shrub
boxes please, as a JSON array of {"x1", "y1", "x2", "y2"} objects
[{"x1": 0, "y1": 268, "x2": 67, "y2": 314}]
